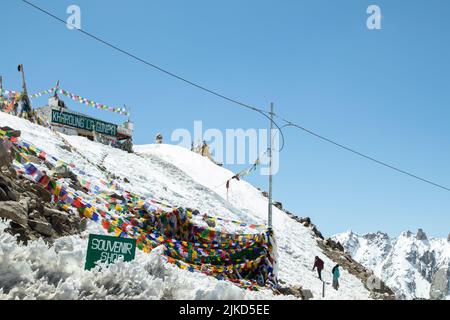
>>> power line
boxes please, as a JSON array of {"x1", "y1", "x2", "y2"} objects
[
  {"x1": 20, "y1": 0, "x2": 449, "y2": 192},
  {"x1": 20, "y1": 0, "x2": 286, "y2": 151},
  {"x1": 274, "y1": 115, "x2": 450, "y2": 192},
  {"x1": 21, "y1": 0, "x2": 286, "y2": 151}
]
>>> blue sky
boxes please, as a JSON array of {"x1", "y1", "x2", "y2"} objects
[{"x1": 2, "y1": 0, "x2": 449, "y2": 238}]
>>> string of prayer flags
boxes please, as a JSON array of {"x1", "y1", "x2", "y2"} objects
[
  {"x1": 57, "y1": 88, "x2": 130, "y2": 116},
  {"x1": 29, "y1": 88, "x2": 56, "y2": 99},
  {"x1": 225, "y1": 157, "x2": 261, "y2": 199}
]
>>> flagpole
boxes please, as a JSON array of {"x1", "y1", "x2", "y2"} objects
[
  {"x1": 268, "y1": 102, "x2": 274, "y2": 229},
  {"x1": 54, "y1": 80, "x2": 60, "y2": 96},
  {"x1": 18, "y1": 64, "x2": 28, "y2": 95}
]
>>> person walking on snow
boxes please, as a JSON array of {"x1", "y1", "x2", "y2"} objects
[
  {"x1": 332, "y1": 264, "x2": 340, "y2": 290},
  {"x1": 312, "y1": 256, "x2": 324, "y2": 280}
]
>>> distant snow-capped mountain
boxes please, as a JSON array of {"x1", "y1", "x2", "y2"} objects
[{"x1": 334, "y1": 229, "x2": 450, "y2": 300}]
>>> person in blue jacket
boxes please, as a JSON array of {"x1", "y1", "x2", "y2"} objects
[{"x1": 332, "y1": 264, "x2": 340, "y2": 290}]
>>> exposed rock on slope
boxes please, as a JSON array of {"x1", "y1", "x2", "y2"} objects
[
  {"x1": 0, "y1": 146, "x2": 84, "y2": 243},
  {"x1": 283, "y1": 211, "x2": 396, "y2": 299}
]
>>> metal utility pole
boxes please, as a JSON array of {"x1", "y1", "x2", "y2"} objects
[
  {"x1": 268, "y1": 102, "x2": 274, "y2": 229},
  {"x1": 0, "y1": 76, "x2": 3, "y2": 105}
]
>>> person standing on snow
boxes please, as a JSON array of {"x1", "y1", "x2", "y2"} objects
[
  {"x1": 332, "y1": 264, "x2": 340, "y2": 290},
  {"x1": 312, "y1": 256, "x2": 324, "y2": 280}
]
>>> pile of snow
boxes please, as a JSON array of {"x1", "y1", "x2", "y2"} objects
[
  {"x1": 334, "y1": 230, "x2": 450, "y2": 300},
  {"x1": 0, "y1": 220, "x2": 279, "y2": 300},
  {"x1": 0, "y1": 111, "x2": 373, "y2": 299}
]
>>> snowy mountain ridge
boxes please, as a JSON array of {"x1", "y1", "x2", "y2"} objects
[{"x1": 334, "y1": 229, "x2": 450, "y2": 300}]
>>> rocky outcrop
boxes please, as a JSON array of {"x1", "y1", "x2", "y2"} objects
[
  {"x1": 0, "y1": 200, "x2": 28, "y2": 226},
  {"x1": 417, "y1": 229, "x2": 428, "y2": 241},
  {"x1": 273, "y1": 202, "x2": 283, "y2": 210},
  {"x1": 275, "y1": 284, "x2": 314, "y2": 300},
  {"x1": 430, "y1": 267, "x2": 450, "y2": 300},
  {"x1": 0, "y1": 158, "x2": 84, "y2": 244},
  {"x1": 285, "y1": 213, "x2": 325, "y2": 240},
  {"x1": 324, "y1": 238, "x2": 345, "y2": 252}
]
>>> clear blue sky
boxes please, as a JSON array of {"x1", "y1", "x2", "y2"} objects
[{"x1": 2, "y1": 0, "x2": 449, "y2": 238}]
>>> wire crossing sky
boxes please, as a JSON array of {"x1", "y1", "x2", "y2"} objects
[
  {"x1": 20, "y1": 0, "x2": 450, "y2": 194},
  {"x1": 3, "y1": 0, "x2": 450, "y2": 237}
]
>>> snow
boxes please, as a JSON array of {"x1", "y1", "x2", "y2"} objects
[
  {"x1": 0, "y1": 111, "x2": 373, "y2": 300},
  {"x1": 334, "y1": 230, "x2": 450, "y2": 300},
  {"x1": 0, "y1": 220, "x2": 279, "y2": 300}
]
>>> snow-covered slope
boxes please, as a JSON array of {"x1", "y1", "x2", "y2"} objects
[
  {"x1": 0, "y1": 111, "x2": 373, "y2": 300},
  {"x1": 334, "y1": 230, "x2": 450, "y2": 300}
]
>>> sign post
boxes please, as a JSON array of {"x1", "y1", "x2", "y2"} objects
[
  {"x1": 268, "y1": 102, "x2": 274, "y2": 229},
  {"x1": 51, "y1": 109, "x2": 118, "y2": 136},
  {"x1": 85, "y1": 234, "x2": 136, "y2": 270}
]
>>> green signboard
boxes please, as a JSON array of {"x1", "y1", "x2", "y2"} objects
[
  {"x1": 51, "y1": 109, "x2": 118, "y2": 136},
  {"x1": 85, "y1": 234, "x2": 136, "y2": 270}
]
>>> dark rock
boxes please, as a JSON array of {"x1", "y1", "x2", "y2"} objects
[
  {"x1": 276, "y1": 285, "x2": 304, "y2": 299},
  {"x1": 59, "y1": 145, "x2": 72, "y2": 152},
  {"x1": 0, "y1": 187, "x2": 8, "y2": 201},
  {"x1": 447, "y1": 233, "x2": 450, "y2": 243},
  {"x1": 0, "y1": 141, "x2": 12, "y2": 167},
  {"x1": 30, "y1": 184, "x2": 52, "y2": 203},
  {"x1": 0, "y1": 201, "x2": 28, "y2": 226},
  {"x1": 29, "y1": 220, "x2": 55, "y2": 237},
  {"x1": 44, "y1": 161, "x2": 55, "y2": 170},
  {"x1": 110, "y1": 193, "x2": 126, "y2": 202},
  {"x1": 28, "y1": 198, "x2": 38, "y2": 212},
  {"x1": 300, "y1": 217, "x2": 311, "y2": 227},
  {"x1": 204, "y1": 218, "x2": 216, "y2": 228},
  {"x1": 18, "y1": 197, "x2": 31, "y2": 214},
  {"x1": 0, "y1": 177, "x2": 11, "y2": 192},
  {"x1": 416, "y1": 229, "x2": 428, "y2": 241},
  {"x1": 28, "y1": 210, "x2": 46, "y2": 222},
  {"x1": 311, "y1": 225, "x2": 324, "y2": 239},
  {"x1": 430, "y1": 267, "x2": 450, "y2": 300},
  {"x1": 6, "y1": 189, "x2": 19, "y2": 201},
  {"x1": 5, "y1": 222, "x2": 30, "y2": 244},
  {"x1": 51, "y1": 212, "x2": 69, "y2": 230},
  {"x1": 7, "y1": 166, "x2": 17, "y2": 178},
  {"x1": 324, "y1": 238, "x2": 345, "y2": 252},
  {"x1": 52, "y1": 164, "x2": 77, "y2": 182},
  {"x1": 405, "y1": 231, "x2": 413, "y2": 238},
  {"x1": 335, "y1": 241, "x2": 345, "y2": 252},
  {"x1": 43, "y1": 206, "x2": 64, "y2": 218},
  {"x1": 262, "y1": 191, "x2": 269, "y2": 198},
  {"x1": 300, "y1": 289, "x2": 314, "y2": 300},
  {"x1": 273, "y1": 202, "x2": 283, "y2": 210}
]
